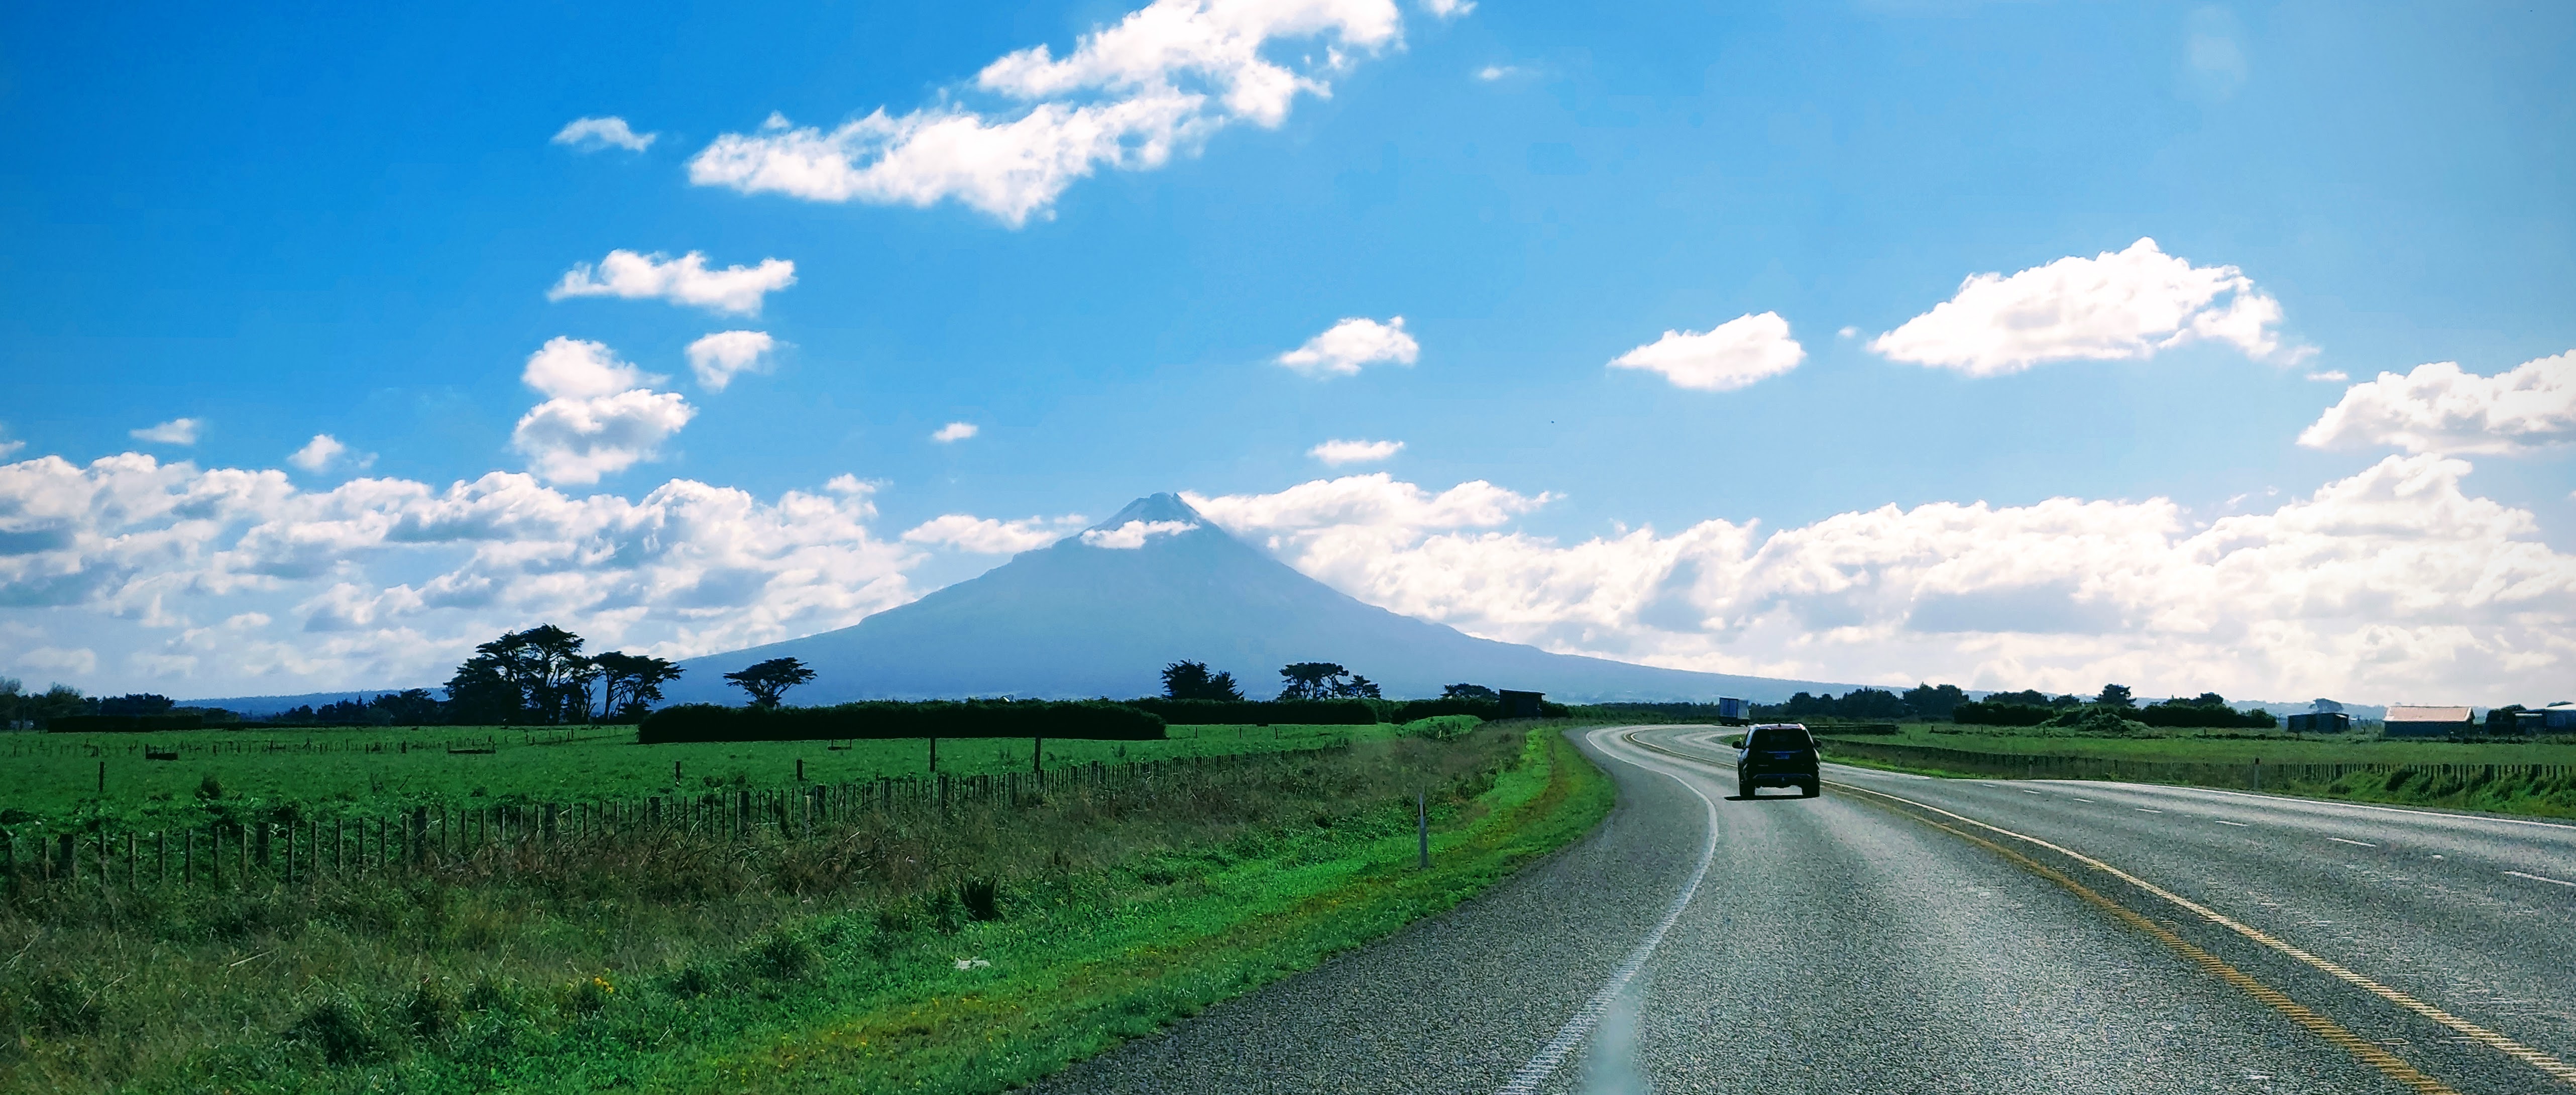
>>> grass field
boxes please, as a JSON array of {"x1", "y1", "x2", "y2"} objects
[
  {"x1": 0, "y1": 721, "x2": 1610, "y2": 1093},
  {"x1": 0, "y1": 722, "x2": 1393, "y2": 830},
  {"x1": 1825, "y1": 723, "x2": 2576, "y2": 765}
]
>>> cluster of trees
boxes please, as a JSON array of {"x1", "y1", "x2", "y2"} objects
[
  {"x1": 1157, "y1": 661, "x2": 1385, "y2": 702},
  {"x1": 1275, "y1": 662, "x2": 1381, "y2": 700},
  {"x1": 1752, "y1": 684, "x2": 1968, "y2": 722},
  {"x1": 1954, "y1": 685, "x2": 2276, "y2": 729},
  {"x1": 444, "y1": 625, "x2": 685, "y2": 725}
]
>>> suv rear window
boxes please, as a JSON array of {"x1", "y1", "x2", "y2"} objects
[{"x1": 1746, "y1": 727, "x2": 1812, "y2": 750}]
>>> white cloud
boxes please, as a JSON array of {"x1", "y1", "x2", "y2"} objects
[
  {"x1": 131, "y1": 418, "x2": 201, "y2": 446},
  {"x1": 685, "y1": 331, "x2": 777, "y2": 391},
  {"x1": 932, "y1": 421, "x2": 980, "y2": 444},
  {"x1": 0, "y1": 453, "x2": 924, "y2": 693},
  {"x1": 17, "y1": 647, "x2": 97, "y2": 675},
  {"x1": 1474, "y1": 64, "x2": 1517, "y2": 80},
  {"x1": 2298, "y1": 352, "x2": 2576, "y2": 455},
  {"x1": 1309, "y1": 438, "x2": 1404, "y2": 465},
  {"x1": 508, "y1": 338, "x2": 695, "y2": 485},
  {"x1": 1424, "y1": 0, "x2": 1475, "y2": 18},
  {"x1": 1869, "y1": 238, "x2": 2297, "y2": 376},
  {"x1": 687, "y1": 0, "x2": 1405, "y2": 226},
  {"x1": 902, "y1": 513, "x2": 1081, "y2": 554},
  {"x1": 1278, "y1": 316, "x2": 1418, "y2": 377},
  {"x1": 1608, "y1": 311, "x2": 1805, "y2": 392},
  {"x1": 551, "y1": 116, "x2": 658, "y2": 153},
  {"x1": 547, "y1": 250, "x2": 797, "y2": 316},
  {"x1": 287, "y1": 434, "x2": 372, "y2": 474},
  {"x1": 1080, "y1": 520, "x2": 1197, "y2": 549},
  {"x1": 0, "y1": 437, "x2": 22, "y2": 459},
  {"x1": 2306, "y1": 370, "x2": 2349, "y2": 383},
  {"x1": 1187, "y1": 461, "x2": 2576, "y2": 702}
]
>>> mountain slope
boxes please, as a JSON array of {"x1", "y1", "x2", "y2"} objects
[{"x1": 665, "y1": 494, "x2": 1855, "y2": 705}]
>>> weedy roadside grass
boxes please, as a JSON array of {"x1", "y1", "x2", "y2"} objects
[
  {"x1": 1, "y1": 722, "x2": 1397, "y2": 830},
  {"x1": 0, "y1": 722, "x2": 1610, "y2": 1093}
]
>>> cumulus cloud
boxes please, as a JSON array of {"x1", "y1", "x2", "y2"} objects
[
  {"x1": 1424, "y1": 0, "x2": 1475, "y2": 17},
  {"x1": 131, "y1": 418, "x2": 201, "y2": 446},
  {"x1": 1080, "y1": 520, "x2": 1197, "y2": 549},
  {"x1": 287, "y1": 434, "x2": 372, "y2": 474},
  {"x1": 902, "y1": 513, "x2": 1081, "y2": 554},
  {"x1": 1187, "y1": 462, "x2": 2576, "y2": 702},
  {"x1": 1278, "y1": 316, "x2": 1418, "y2": 377},
  {"x1": 509, "y1": 338, "x2": 695, "y2": 485},
  {"x1": 548, "y1": 250, "x2": 796, "y2": 316},
  {"x1": 932, "y1": 422, "x2": 980, "y2": 444},
  {"x1": 1473, "y1": 64, "x2": 1519, "y2": 80},
  {"x1": 686, "y1": 0, "x2": 1407, "y2": 225},
  {"x1": 1870, "y1": 238, "x2": 2298, "y2": 376},
  {"x1": 551, "y1": 116, "x2": 657, "y2": 153},
  {"x1": 685, "y1": 331, "x2": 777, "y2": 391},
  {"x1": 0, "y1": 453, "x2": 923, "y2": 693},
  {"x1": 1309, "y1": 438, "x2": 1404, "y2": 465},
  {"x1": 2307, "y1": 370, "x2": 2349, "y2": 383},
  {"x1": 1608, "y1": 312, "x2": 1804, "y2": 392},
  {"x1": 2298, "y1": 352, "x2": 2576, "y2": 455}
]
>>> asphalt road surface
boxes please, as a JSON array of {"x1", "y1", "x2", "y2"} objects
[{"x1": 1033, "y1": 725, "x2": 2576, "y2": 1094}]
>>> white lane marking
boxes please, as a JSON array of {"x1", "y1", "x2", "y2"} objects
[
  {"x1": 2135, "y1": 808, "x2": 2165, "y2": 814},
  {"x1": 2072, "y1": 798, "x2": 2096, "y2": 803},
  {"x1": 2506, "y1": 870, "x2": 2575, "y2": 888},
  {"x1": 2020, "y1": 789, "x2": 2044, "y2": 795},
  {"x1": 2329, "y1": 837, "x2": 2377, "y2": 848},
  {"x1": 2215, "y1": 820, "x2": 2251, "y2": 827},
  {"x1": 1494, "y1": 729, "x2": 1719, "y2": 1095}
]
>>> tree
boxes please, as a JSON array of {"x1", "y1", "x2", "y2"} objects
[
  {"x1": 1900, "y1": 683, "x2": 1968, "y2": 720},
  {"x1": 99, "y1": 693, "x2": 175, "y2": 717},
  {"x1": 594, "y1": 652, "x2": 684, "y2": 720},
  {"x1": 1161, "y1": 660, "x2": 1245, "y2": 701},
  {"x1": 444, "y1": 624, "x2": 599, "y2": 724},
  {"x1": 2095, "y1": 684, "x2": 2136, "y2": 709},
  {"x1": 1276, "y1": 662, "x2": 1351, "y2": 701},
  {"x1": 725, "y1": 657, "x2": 816, "y2": 708},
  {"x1": 2310, "y1": 698, "x2": 2344, "y2": 714},
  {"x1": 370, "y1": 689, "x2": 443, "y2": 724},
  {"x1": 1441, "y1": 683, "x2": 1499, "y2": 703},
  {"x1": 0, "y1": 678, "x2": 20, "y2": 730},
  {"x1": 1338, "y1": 675, "x2": 1383, "y2": 700}
]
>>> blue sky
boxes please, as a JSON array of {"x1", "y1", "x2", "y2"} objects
[{"x1": 3, "y1": 0, "x2": 2571, "y2": 704}]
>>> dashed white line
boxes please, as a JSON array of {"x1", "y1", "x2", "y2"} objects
[
  {"x1": 2072, "y1": 797, "x2": 2096, "y2": 803},
  {"x1": 2215, "y1": 820, "x2": 2251, "y2": 827},
  {"x1": 2328, "y1": 837, "x2": 2377, "y2": 847},
  {"x1": 2505, "y1": 870, "x2": 2574, "y2": 888},
  {"x1": 2021, "y1": 789, "x2": 2044, "y2": 795},
  {"x1": 2136, "y1": 808, "x2": 2165, "y2": 814}
]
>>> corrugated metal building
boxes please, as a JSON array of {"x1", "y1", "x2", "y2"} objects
[
  {"x1": 2384, "y1": 705, "x2": 2475, "y2": 738},
  {"x1": 2287, "y1": 712, "x2": 2353, "y2": 733}
]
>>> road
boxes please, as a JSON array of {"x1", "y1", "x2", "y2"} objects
[{"x1": 1033, "y1": 725, "x2": 2576, "y2": 1094}]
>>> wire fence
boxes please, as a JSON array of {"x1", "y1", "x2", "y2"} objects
[{"x1": 2, "y1": 746, "x2": 1344, "y2": 893}]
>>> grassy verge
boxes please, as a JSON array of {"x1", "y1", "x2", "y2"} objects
[
  {"x1": 0, "y1": 723, "x2": 1610, "y2": 1093},
  {"x1": 1817, "y1": 734, "x2": 2576, "y2": 821},
  {"x1": 1828, "y1": 723, "x2": 2576, "y2": 765}
]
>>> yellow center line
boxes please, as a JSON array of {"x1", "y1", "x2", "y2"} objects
[{"x1": 1617, "y1": 729, "x2": 2576, "y2": 1089}]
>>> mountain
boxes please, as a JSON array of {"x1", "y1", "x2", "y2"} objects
[{"x1": 663, "y1": 494, "x2": 1860, "y2": 705}]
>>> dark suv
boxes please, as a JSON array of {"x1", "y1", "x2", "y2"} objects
[{"x1": 1736, "y1": 723, "x2": 1820, "y2": 798}]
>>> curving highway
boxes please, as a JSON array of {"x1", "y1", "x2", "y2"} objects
[{"x1": 1035, "y1": 726, "x2": 2576, "y2": 1094}]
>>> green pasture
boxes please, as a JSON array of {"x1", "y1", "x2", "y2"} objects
[
  {"x1": 0, "y1": 722, "x2": 1402, "y2": 830},
  {"x1": 1818, "y1": 722, "x2": 2576, "y2": 766}
]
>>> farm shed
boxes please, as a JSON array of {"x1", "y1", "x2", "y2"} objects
[{"x1": 2383, "y1": 705, "x2": 2475, "y2": 738}]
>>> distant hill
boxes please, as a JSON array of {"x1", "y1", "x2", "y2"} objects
[
  {"x1": 664, "y1": 494, "x2": 1860, "y2": 705},
  {"x1": 171, "y1": 690, "x2": 421, "y2": 717}
]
